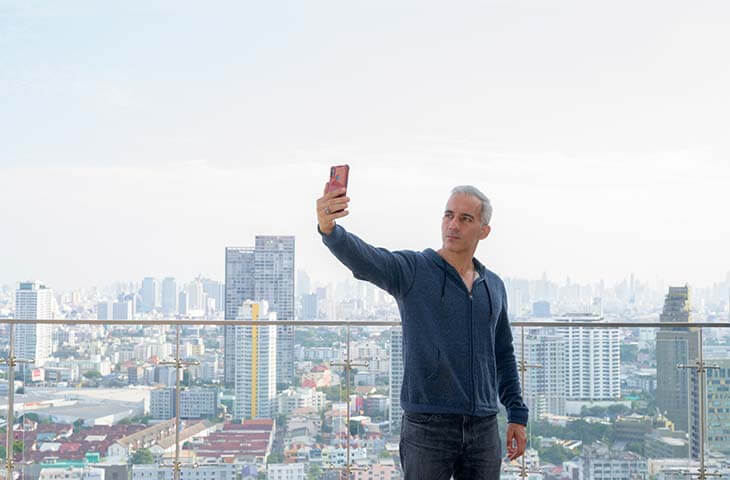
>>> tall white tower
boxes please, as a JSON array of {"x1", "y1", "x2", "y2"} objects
[
  {"x1": 14, "y1": 282, "x2": 53, "y2": 376},
  {"x1": 234, "y1": 300, "x2": 277, "y2": 420},
  {"x1": 389, "y1": 325, "x2": 404, "y2": 432}
]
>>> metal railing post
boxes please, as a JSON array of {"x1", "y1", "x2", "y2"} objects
[
  {"x1": 503, "y1": 326, "x2": 544, "y2": 479},
  {"x1": 330, "y1": 325, "x2": 368, "y2": 479},
  {"x1": 678, "y1": 328, "x2": 721, "y2": 479},
  {"x1": 1, "y1": 323, "x2": 34, "y2": 480},
  {"x1": 158, "y1": 324, "x2": 200, "y2": 479}
]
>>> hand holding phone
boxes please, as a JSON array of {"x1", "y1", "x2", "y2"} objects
[
  {"x1": 316, "y1": 165, "x2": 350, "y2": 235},
  {"x1": 325, "y1": 165, "x2": 349, "y2": 212}
]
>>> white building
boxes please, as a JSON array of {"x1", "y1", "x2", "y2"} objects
[
  {"x1": 96, "y1": 301, "x2": 113, "y2": 321},
  {"x1": 150, "y1": 387, "x2": 174, "y2": 419},
  {"x1": 40, "y1": 467, "x2": 104, "y2": 480},
  {"x1": 514, "y1": 326, "x2": 566, "y2": 417},
  {"x1": 180, "y1": 388, "x2": 218, "y2": 418},
  {"x1": 234, "y1": 300, "x2": 277, "y2": 420},
  {"x1": 555, "y1": 314, "x2": 620, "y2": 401},
  {"x1": 389, "y1": 325, "x2": 403, "y2": 432},
  {"x1": 112, "y1": 300, "x2": 133, "y2": 320},
  {"x1": 14, "y1": 281, "x2": 53, "y2": 373},
  {"x1": 583, "y1": 444, "x2": 647, "y2": 480},
  {"x1": 150, "y1": 387, "x2": 218, "y2": 419},
  {"x1": 133, "y1": 460, "x2": 235, "y2": 480},
  {"x1": 275, "y1": 387, "x2": 327, "y2": 415},
  {"x1": 266, "y1": 463, "x2": 305, "y2": 480}
]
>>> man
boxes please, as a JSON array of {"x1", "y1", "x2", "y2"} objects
[{"x1": 316, "y1": 184, "x2": 528, "y2": 480}]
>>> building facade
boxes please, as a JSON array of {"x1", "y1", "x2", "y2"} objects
[{"x1": 234, "y1": 301, "x2": 277, "y2": 420}]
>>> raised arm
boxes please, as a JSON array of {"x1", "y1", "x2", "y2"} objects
[{"x1": 316, "y1": 183, "x2": 416, "y2": 298}]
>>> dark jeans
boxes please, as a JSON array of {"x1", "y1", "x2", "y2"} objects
[{"x1": 399, "y1": 412, "x2": 502, "y2": 480}]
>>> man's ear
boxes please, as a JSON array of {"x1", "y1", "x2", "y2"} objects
[{"x1": 479, "y1": 224, "x2": 491, "y2": 240}]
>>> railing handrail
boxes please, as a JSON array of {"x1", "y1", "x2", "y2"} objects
[{"x1": 1, "y1": 318, "x2": 729, "y2": 328}]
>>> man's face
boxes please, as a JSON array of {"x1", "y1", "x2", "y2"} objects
[{"x1": 441, "y1": 193, "x2": 491, "y2": 255}]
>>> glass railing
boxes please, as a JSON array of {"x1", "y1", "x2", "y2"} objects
[{"x1": 1, "y1": 318, "x2": 728, "y2": 480}]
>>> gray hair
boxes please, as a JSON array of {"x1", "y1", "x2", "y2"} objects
[{"x1": 450, "y1": 185, "x2": 493, "y2": 225}]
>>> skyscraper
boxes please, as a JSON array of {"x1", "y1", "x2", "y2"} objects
[
  {"x1": 224, "y1": 247, "x2": 255, "y2": 387},
  {"x1": 161, "y1": 277, "x2": 177, "y2": 316},
  {"x1": 224, "y1": 237, "x2": 294, "y2": 388},
  {"x1": 112, "y1": 299, "x2": 134, "y2": 320},
  {"x1": 178, "y1": 291, "x2": 189, "y2": 316},
  {"x1": 302, "y1": 293, "x2": 318, "y2": 320},
  {"x1": 185, "y1": 278, "x2": 204, "y2": 311},
  {"x1": 201, "y1": 277, "x2": 224, "y2": 312},
  {"x1": 296, "y1": 269, "x2": 311, "y2": 297},
  {"x1": 556, "y1": 313, "x2": 620, "y2": 402},
  {"x1": 14, "y1": 282, "x2": 53, "y2": 378},
  {"x1": 96, "y1": 301, "x2": 113, "y2": 321},
  {"x1": 254, "y1": 236, "x2": 295, "y2": 386},
  {"x1": 656, "y1": 286, "x2": 699, "y2": 446},
  {"x1": 140, "y1": 277, "x2": 159, "y2": 313},
  {"x1": 234, "y1": 300, "x2": 277, "y2": 420},
  {"x1": 389, "y1": 325, "x2": 404, "y2": 433}
]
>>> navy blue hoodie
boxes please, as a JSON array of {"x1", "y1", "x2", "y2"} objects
[{"x1": 320, "y1": 224, "x2": 529, "y2": 425}]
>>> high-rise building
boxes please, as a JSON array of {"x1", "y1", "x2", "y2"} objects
[
  {"x1": 112, "y1": 300, "x2": 133, "y2": 320},
  {"x1": 234, "y1": 301, "x2": 277, "y2": 420},
  {"x1": 201, "y1": 278, "x2": 224, "y2": 312},
  {"x1": 140, "y1": 277, "x2": 159, "y2": 313},
  {"x1": 14, "y1": 282, "x2": 53, "y2": 378},
  {"x1": 224, "y1": 247, "x2": 255, "y2": 387},
  {"x1": 656, "y1": 286, "x2": 699, "y2": 438},
  {"x1": 301, "y1": 293, "x2": 318, "y2": 320},
  {"x1": 532, "y1": 301, "x2": 551, "y2": 318},
  {"x1": 96, "y1": 301, "x2": 113, "y2": 321},
  {"x1": 556, "y1": 313, "x2": 620, "y2": 401},
  {"x1": 296, "y1": 269, "x2": 311, "y2": 297},
  {"x1": 254, "y1": 236, "x2": 295, "y2": 386},
  {"x1": 178, "y1": 291, "x2": 189, "y2": 316},
  {"x1": 515, "y1": 327, "x2": 565, "y2": 417},
  {"x1": 224, "y1": 237, "x2": 294, "y2": 388},
  {"x1": 186, "y1": 279, "x2": 204, "y2": 311},
  {"x1": 389, "y1": 325, "x2": 404, "y2": 433},
  {"x1": 161, "y1": 277, "x2": 177, "y2": 316}
]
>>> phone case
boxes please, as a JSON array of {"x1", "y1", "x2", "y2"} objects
[{"x1": 326, "y1": 165, "x2": 349, "y2": 194}]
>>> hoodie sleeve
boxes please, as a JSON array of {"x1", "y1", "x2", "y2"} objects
[
  {"x1": 318, "y1": 224, "x2": 417, "y2": 298},
  {"x1": 494, "y1": 286, "x2": 529, "y2": 426}
]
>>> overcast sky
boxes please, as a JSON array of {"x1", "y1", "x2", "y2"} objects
[{"x1": 2, "y1": 1, "x2": 729, "y2": 291}]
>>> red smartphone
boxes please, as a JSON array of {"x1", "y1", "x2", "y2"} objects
[{"x1": 325, "y1": 164, "x2": 349, "y2": 213}]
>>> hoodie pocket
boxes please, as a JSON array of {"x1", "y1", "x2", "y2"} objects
[{"x1": 424, "y1": 348, "x2": 441, "y2": 382}]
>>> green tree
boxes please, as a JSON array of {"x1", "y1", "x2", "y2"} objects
[
  {"x1": 131, "y1": 448, "x2": 155, "y2": 464},
  {"x1": 540, "y1": 445, "x2": 571, "y2": 465},
  {"x1": 607, "y1": 404, "x2": 631, "y2": 419},
  {"x1": 73, "y1": 418, "x2": 86, "y2": 433},
  {"x1": 626, "y1": 441, "x2": 645, "y2": 456},
  {"x1": 307, "y1": 463, "x2": 323, "y2": 479},
  {"x1": 83, "y1": 370, "x2": 102, "y2": 379},
  {"x1": 267, "y1": 451, "x2": 284, "y2": 464}
]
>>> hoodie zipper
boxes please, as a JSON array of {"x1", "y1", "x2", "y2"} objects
[{"x1": 469, "y1": 290, "x2": 475, "y2": 415}]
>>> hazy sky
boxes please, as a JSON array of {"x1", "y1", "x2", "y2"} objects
[{"x1": 2, "y1": 1, "x2": 729, "y2": 291}]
